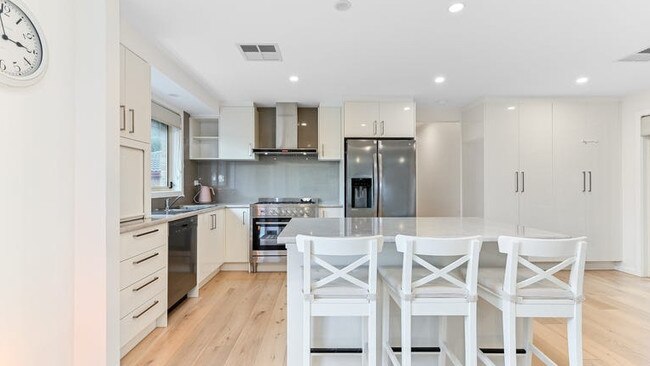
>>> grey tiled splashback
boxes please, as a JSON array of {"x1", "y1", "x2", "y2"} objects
[{"x1": 197, "y1": 156, "x2": 340, "y2": 204}]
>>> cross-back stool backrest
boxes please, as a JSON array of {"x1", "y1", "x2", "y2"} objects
[
  {"x1": 296, "y1": 235, "x2": 384, "y2": 299},
  {"x1": 395, "y1": 234, "x2": 483, "y2": 300},
  {"x1": 497, "y1": 236, "x2": 588, "y2": 301}
]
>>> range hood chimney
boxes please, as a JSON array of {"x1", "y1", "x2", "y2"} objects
[{"x1": 253, "y1": 103, "x2": 318, "y2": 156}]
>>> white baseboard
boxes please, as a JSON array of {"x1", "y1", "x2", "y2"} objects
[
  {"x1": 220, "y1": 262, "x2": 250, "y2": 271},
  {"x1": 585, "y1": 261, "x2": 619, "y2": 270},
  {"x1": 615, "y1": 264, "x2": 646, "y2": 277}
]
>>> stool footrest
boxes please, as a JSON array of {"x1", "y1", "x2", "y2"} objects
[{"x1": 311, "y1": 348, "x2": 362, "y2": 354}]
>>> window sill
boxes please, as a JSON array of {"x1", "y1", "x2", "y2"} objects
[{"x1": 151, "y1": 190, "x2": 184, "y2": 199}]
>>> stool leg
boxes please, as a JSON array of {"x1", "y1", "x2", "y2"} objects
[
  {"x1": 382, "y1": 286, "x2": 390, "y2": 366},
  {"x1": 502, "y1": 301, "x2": 517, "y2": 366},
  {"x1": 567, "y1": 304, "x2": 583, "y2": 366},
  {"x1": 369, "y1": 300, "x2": 377, "y2": 366},
  {"x1": 362, "y1": 317, "x2": 368, "y2": 366},
  {"x1": 303, "y1": 300, "x2": 311, "y2": 366},
  {"x1": 401, "y1": 299, "x2": 412, "y2": 366},
  {"x1": 523, "y1": 318, "x2": 533, "y2": 366},
  {"x1": 465, "y1": 302, "x2": 477, "y2": 366},
  {"x1": 438, "y1": 316, "x2": 447, "y2": 366}
]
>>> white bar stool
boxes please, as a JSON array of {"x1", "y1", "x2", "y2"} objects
[
  {"x1": 296, "y1": 234, "x2": 384, "y2": 366},
  {"x1": 380, "y1": 234, "x2": 483, "y2": 366},
  {"x1": 476, "y1": 236, "x2": 588, "y2": 366}
]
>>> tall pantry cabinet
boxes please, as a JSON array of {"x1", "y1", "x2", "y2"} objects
[{"x1": 462, "y1": 99, "x2": 621, "y2": 262}]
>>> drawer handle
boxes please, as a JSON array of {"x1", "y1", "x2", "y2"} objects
[
  {"x1": 133, "y1": 229, "x2": 159, "y2": 238},
  {"x1": 132, "y1": 276, "x2": 160, "y2": 292},
  {"x1": 132, "y1": 300, "x2": 159, "y2": 319},
  {"x1": 133, "y1": 252, "x2": 159, "y2": 265}
]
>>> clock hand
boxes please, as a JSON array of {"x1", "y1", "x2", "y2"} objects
[
  {"x1": 3, "y1": 36, "x2": 32, "y2": 54},
  {"x1": 0, "y1": 4, "x2": 7, "y2": 37}
]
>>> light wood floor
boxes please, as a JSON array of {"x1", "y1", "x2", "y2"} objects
[{"x1": 122, "y1": 270, "x2": 650, "y2": 366}]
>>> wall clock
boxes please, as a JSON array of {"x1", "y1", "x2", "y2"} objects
[{"x1": 0, "y1": 0, "x2": 47, "y2": 86}]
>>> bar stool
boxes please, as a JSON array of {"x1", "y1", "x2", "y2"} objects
[
  {"x1": 476, "y1": 236, "x2": 588, "y2": 366},
  {"x1": 380, "y1": 234, "x2": 483, "y2": 366},
  {"x1": 296, "y1": 234, "x2": 384, "y2": 366}
]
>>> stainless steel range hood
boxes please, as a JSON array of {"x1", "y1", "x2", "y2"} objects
[{"x1": 253, "y1": 103, "x2": 318, "y2": 156}]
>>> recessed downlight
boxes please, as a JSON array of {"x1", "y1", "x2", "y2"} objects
[
  {"x1": 576, "y1": 76, "x2": 589, "y2": 85},
  {"x1": 448, "y1": 3, "x2": 465, "y2": 13},
  {"x1": 335, "y1": 0, "x2": 352, "y2": 11},
  {"x1": 289, "y1": 75, "x2": 300, "y2": 83},
  {"x1": 434, "y1": 76, "x2": 446, "y2": 84},
  {"x1": 507, "y1": 106, "x2": 516, "y2": 111},
  {"x1": 404, "y1": 106, "x2": 411, "y2": 111}
]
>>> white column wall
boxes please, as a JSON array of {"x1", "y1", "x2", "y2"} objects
[{"x1": 0, "y1": 0, "x2": 119, "y2": 365}]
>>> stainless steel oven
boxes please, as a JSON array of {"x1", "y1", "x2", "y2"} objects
[{"x1": 250, "y1": 198, "x2": 318, "y2": 272}]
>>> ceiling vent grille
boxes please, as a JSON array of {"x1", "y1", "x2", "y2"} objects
[
  {"x1": 619, "y1": 47, "x2": 650, "y2": 62},
  {"x1": 238, "y1": 44, "x2": 282, "y2": 61}
]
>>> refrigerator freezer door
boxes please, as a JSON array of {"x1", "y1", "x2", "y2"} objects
[
  {"x1": 346, "y1": 140, "x2": 378, "y2": 217},
  {"x1": 378, "y1": 140, "x2": 416, "y2": 217}
]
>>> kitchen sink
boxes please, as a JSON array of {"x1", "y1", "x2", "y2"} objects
[{"x1": 152, "y1": 204, "x2": 217, "y2": 217}]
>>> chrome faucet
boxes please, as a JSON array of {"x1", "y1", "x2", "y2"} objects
[{"x1": 165, "y1": 195, "x2": 184, "y2": 211}]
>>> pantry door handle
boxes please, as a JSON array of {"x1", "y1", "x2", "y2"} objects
[
  {"x1": 129, "y1": 109, "x2": 135, "y2": 133},
  {"x1": 120, "y1": 105, "x2": 126, "y2": 131},
  {"x1": 515, "y1": 171, "x2": 519, "y2": 193},
  {"x1": 588, "y1": 171, "x2": 592, "y2": 192},
  {"x1": 521, "y1": 171, "x2": 525, "y2": 193},
  {"x1": 582, "y1": 171, "x2": 586, "y2": 192}
]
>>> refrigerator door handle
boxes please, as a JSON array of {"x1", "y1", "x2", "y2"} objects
[
  {"x1": 373, "y1": 152, "x2": 379, "y2": 216},
  {"x1": 378, "y1": 152, "x2": 383, "y2": 216}
]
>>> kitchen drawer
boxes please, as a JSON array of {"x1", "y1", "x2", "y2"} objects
[
  {"x1": 120, "y1": 224, "x2": 168, "y2": 261},
  {"x1": 120, "y1": 268, "x2": 167, "y2": 319},
  {"x1": 120, "y1": 290, "x2": 166, "y2": 348},
  {"x1": 120, "y1": 246, "x2": 167, "y2": 290}
]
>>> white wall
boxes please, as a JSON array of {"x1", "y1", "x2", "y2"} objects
[
  {"x1": 0, "y1": 1, "x2": 119, "y2": 365},
  {"x1": 620, "y1": 91, "x2": 650, "y2": 276},
  {"x1": 415, "y1": 105, "x2": 462, "y2": 216},
  {"x1": 416, "y1": 122, "x2": 462, "y2": 216},
  {"x1": 461, "y1": 103, "x2": 485, "y2": 217}
]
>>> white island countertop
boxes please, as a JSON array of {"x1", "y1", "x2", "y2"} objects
[{"x1": 278, "y1": 217, "x2": 566, "y2": 244}]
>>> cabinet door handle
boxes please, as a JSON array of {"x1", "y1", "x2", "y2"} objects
[
  {"x1": 132, "y1": 276, "x2": 159, "y2": 292},
  {"x1": 133, "y1": 229, "x2": 159, "y2": 238},
  {"x1": 373, "y1": 121, "x2": 377, "y2": 135},
  {"x1": 129, "y1": 109, "x2": 135, "y2": 133},
  {"x1": 380, "y1": 121, "x2": 385, "y2": 136},
  {"x1": 133, "y1": 252, "x2": 159, "y2": 265},
  {"x1": 588, "y1": 171, "x2": 592, "y2": 192},
  {"x1": 521, "y1": 171, "x2": 525, "y2": 193},
  {"x1": 582, "y1": 171, "x2": 586, "y2": 192},
  {"x1": 132, "y1": 300, "x2": 159, "y2": 319},
  {"x1": 321, "y1": 143, "x2": 325, "y2": 156},
  {"x1": 249, "y1": 143, "x2": 252, "y2": 157},
  {"x1": 120, "y1": 105, "x2": 126, "y2": 131},
  {"x1": 515, "y1": 171, "x2": 519, "y2": 193}
]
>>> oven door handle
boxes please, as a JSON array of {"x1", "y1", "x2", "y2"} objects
[{"x1": 255, "y1": 222, "x2": 290, "y2": 226}]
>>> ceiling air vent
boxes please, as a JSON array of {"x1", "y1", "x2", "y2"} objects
[
  {"x1": 619, "y1": 47, "x2": 650, "y2": 62},
  {"x1": 238, "y1": 44, "x2": 282, "y2": 61}
]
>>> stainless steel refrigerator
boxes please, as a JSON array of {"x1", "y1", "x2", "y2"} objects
[{"x1": 345, "y1": 139, "x2": 416, "y2": 217}]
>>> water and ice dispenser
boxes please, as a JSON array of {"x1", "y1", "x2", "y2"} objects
[{"x1": 351, "y1": 178, "x2": 373, "y2": 208}]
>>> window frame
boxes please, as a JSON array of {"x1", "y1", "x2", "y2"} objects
[{"x1": 151, "y1": 101, "x2": 184, "y2": 199}]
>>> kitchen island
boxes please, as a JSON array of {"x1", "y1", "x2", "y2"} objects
[{"x1": 278, "y1": 217, "x2": 566, "y2": 366}]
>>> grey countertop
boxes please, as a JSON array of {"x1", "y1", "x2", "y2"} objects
[
  {"x1": 120, "y1": 204, "x2": 246, "y2": 234},
  {"x1": 277, "y1": 217, "x2": 566, "y2": 244}
]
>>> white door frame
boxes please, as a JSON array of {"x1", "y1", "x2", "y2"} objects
[{"x1": 640, "y1": 112, "x2": 650, "y2": 277}]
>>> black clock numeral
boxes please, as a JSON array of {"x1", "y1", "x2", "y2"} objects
[
  {"x1": 16, "y1": 17, "x2": 22, "y2": 25},
  {"x1": 23, "y1": 57, "x2": 31, "y2": 66},
  {"x1": 0, "y1": 59, "x2": 6, "y2": 71},
  {"x1": 24, "y1": 32, "x2": 34, "y2": 40}
]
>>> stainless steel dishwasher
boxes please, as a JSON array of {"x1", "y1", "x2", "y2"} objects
[{"x1": 167, "y1": 216, "x2": 197, "y2": 309}]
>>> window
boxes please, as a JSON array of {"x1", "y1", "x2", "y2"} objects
[{"x1": 150, "y1": 102, "x2": 183, "y2": 198}]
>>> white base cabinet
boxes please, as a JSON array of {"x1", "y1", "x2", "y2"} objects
[
  {"x1": 119, "y1": 224, "x2": 168, "y2": 357},
  {"x1": 198, "y1": 209, "x2": 226, "y2": 286},
  {"x1": 462, "y1": 99, "x2": 621, "y2": 262},
  {"x1": 225, "y1": 207, "x2": 250, "y2": 263}
]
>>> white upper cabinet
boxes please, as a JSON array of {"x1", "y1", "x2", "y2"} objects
[
  {"x1": 344, "y1": 102, "x2": 379, "y2": 137},
  {"x1": 379, "y1": 102, "x2": 416, "y2": 137},
  {"x1": 344, "y1": 101, "x2": 416, "y2": 138},
  {"x1": 318, "y1": 107, "x2": 342, "y2": 160},
  {"x1": 218, "y1": 106, "x2": 257, "y2": 160},
  {"x1": 120, "y1": 45, "x2": 151, "y2": 144}
]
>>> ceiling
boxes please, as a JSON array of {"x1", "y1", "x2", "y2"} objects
[{"x1": 121, "y1": 0, "x2": 650, "y2": 108}]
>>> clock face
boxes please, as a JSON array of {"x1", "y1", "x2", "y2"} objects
[{"x1": 0, "y1": 0, "x2": 46, "y2": 85}]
